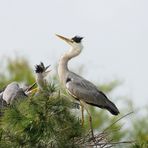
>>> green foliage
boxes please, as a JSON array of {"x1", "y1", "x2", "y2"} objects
[
  {"x1": 129, "y1": 110, "x2": 148, "y2": 148},
  {"x1": 0, "y1": 86, "x2": 84, "y2": 148},
  {"x1": 0, "y1": 56, "x2": 148, "y2": 147},
  {"x1": 0, "y1": 56, "x2": 35, "y2": 89},
  {"x1": 7, "y1": 57, "x2": 34, "y2": 83},
  {"x1": 132, "y1": 142, "x2": 148, "y2": 148}
]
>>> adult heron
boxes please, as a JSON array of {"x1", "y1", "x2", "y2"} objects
[{"x1": 56, "y1": 34, "x2": 119, "y2": 136}]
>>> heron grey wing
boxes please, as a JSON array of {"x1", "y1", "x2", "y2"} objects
[
  {"x1": 2, "y1": 82, "x2": 20, "y2": 104},
  {"x1": 66, "y1": 76, "x2": 108, "y2": 107},
  {"x1": 66, "y1": 75, "x2": 119, "y2": 115},
  {"x1": 66, "y1": 77, "x2": 120, "y2": 115}
]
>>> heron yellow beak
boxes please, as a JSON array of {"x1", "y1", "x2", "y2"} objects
[
  {"x1": 25, "y1": 82, "x2": 37, "y2": 92},
  {"x1": 56, "y1": 34, "x2": 73, "y2": 45}
]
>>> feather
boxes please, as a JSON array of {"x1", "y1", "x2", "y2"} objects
[{"x1": 66, "y1": 72, "x2": 119, "y2": 115}]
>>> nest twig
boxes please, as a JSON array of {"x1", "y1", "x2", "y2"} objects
[{"x1": 74, "y1": 112, "x2": 135, "y2": 148}]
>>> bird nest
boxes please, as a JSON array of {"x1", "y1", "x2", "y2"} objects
[
  {"x1": 74, "y1": 112, "x2": 135, "y2": 148},
  {"x1": 74, "y1": 131, "x2": 134, "y2": 148}
]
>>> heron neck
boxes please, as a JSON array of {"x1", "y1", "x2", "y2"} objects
[
  {"x1": 36, "y1": 73, "x2": 45, "y2": 91},
  {"x1": 58, "y1": 48, "x2": 80, "y2": 85}
]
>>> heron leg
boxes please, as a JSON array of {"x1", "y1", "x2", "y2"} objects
[
  {"x1": 80, "y1": 100, "x2": 94, "y2": 139},
  {"x1": 80, "y1": 101, "x2": 84, "y2": 126}
]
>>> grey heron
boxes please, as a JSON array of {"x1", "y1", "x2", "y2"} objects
[
  {"x1": 30, "y1": 62, "x2": 51, "y2": 95},
  {"x1": 56, "y1": 34, "x2": 119, "y2": 137},
  {"x1": 0, "y1": 81, "x2": 36, "y2": 107},
  {"x1": 35, "y1": 62, "x2": 50, "y2": 91},
  {"x1": 0, "y1": 82, "x2": 28, "y2": 105},
  {"x1": 0, "y1": 62, "x2": 50, "y2": 108}
]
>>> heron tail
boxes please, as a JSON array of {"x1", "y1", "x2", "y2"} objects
[{"x1": 105, "y1": 99, "x2": 120, "y2": 115}]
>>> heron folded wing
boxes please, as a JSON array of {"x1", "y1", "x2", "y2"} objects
[
  {"x1": 2, "y1": 82, "x2": 26, "y2": 104},
  {"x1": 66, "y1": 75, "x2": 119, "y2": 115},
  {"x1": 66, "y1": 76, "x2": 107, "y2": 106}
]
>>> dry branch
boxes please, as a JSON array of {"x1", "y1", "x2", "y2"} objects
[{"x1": 74, "y1": 112, "x2": 135, "y2": 148}]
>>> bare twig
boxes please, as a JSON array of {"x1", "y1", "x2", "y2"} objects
[
  {"x1": 103, "y1": 111, "x2": 134, "y2": 132},
  {"x1": 74, "y1": 111, "x2": 135, "y2": 148}
]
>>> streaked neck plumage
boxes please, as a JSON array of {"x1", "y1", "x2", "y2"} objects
[
  {"x1": 36, "y1": 73, "x2": 46, "y2": 91},
  {"x1": 58, "y1": 46, "x2": 82, "y2": 86}
]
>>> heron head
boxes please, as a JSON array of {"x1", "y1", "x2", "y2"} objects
[
  {"x1": 56, "y1": 34, "x2": 84, "y2": 51},
  {"x1": 35, "y1": 62, "x2": 51, "y2": 77}
]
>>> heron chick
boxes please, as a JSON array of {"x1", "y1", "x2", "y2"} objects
[
  {"x1": 0, "y1": 82, "x2": 28, "y2": 105},
  {"x1": 35, "y1": 62, "x2": 51, "y2": 92}
]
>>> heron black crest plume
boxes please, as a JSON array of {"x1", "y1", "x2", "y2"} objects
[
  {"x1": 72, "y1": 36, "x2": 83, "y2": 43},
  {"x1": 35, "y1": 62, "x2": 50, "y2": 73}
]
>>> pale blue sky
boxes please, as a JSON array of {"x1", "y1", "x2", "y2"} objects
[{"x1": 0, "y1": 0, "x2": 148, "y2": 108}]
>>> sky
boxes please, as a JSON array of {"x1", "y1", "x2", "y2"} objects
[{"x1": 0, "y1": 0, "x2": 148, "y2": 108}]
